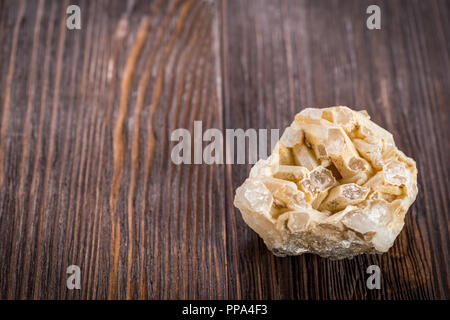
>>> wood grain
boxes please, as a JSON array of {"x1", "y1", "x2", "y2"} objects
[{"x1": 0, "y1": 0, "x2": 448, "y2": 299}]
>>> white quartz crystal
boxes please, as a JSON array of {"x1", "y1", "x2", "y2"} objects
[{"x1": 234, "y1": 106, "x2": 418, "y2": 259}]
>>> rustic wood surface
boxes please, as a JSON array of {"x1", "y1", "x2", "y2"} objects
[{"x1": 0, "y1": 0, "x2": 448, "y2": 300}]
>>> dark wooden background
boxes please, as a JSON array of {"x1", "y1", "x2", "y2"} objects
[{"x1": 0, "y1": 0, "x2": 448, "y2": 300}]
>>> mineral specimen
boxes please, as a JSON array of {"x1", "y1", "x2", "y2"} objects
[{"x1": 234, "y1": 106, "x2": 418, "y2": 259}]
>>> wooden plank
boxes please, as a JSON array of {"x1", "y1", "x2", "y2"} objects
[
  {"x1": 0, "y1": 0, "x2": 448, "y2": 299},
  {"x1": 219, "y1": 0, "x2": 449, "y2": 299}
]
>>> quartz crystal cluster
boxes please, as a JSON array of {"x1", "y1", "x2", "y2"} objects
[{"x1": 234, "y1": 106, "x2": 418, "y2": 259}]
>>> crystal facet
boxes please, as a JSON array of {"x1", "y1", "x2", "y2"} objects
[{"x1": 234, "y1": 106, "x2": 418, "y2": 259}]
